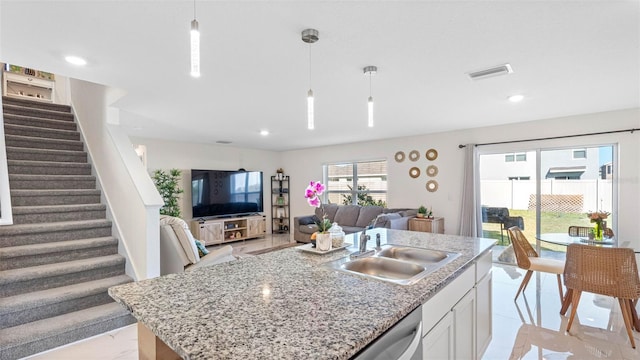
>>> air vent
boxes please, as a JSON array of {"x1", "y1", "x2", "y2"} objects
[
  {"x1": 216, "y1": 140, "x2": 232, "y2": 144},
  {"x1": 467, "y1": 63, "x2": 513, "y2": 80}
]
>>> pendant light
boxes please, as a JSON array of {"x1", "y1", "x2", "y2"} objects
[
  {"x1": 190, "y1": 0, "x2": 200, "y2": 77},
  {"x1": 364, "y1": 66, "x2": 377, "y2": 127},
  {"x1": 302, "y1": 29, "x2": 319, "y2": 130}
]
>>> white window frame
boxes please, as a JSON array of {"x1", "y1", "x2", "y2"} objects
[{"x1": 323, "y1": 160, "x2": 387, "y2": 206}]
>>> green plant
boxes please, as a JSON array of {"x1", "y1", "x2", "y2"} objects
[
  {"x1": 418, "y1": 205, "x2": 427, "y2": 214},
  {"x1": 341, "y1": 185, "x2": 387, "y2": 207},
  {"x1": 152, "y1": 169, "x2": 184, "y2": 217}
]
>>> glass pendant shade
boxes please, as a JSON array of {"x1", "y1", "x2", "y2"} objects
[
  {"x1": 307, "y1": 89, "x2": 314, "y2": 130},
  {"x1": 368, "y1": 96, "x2": 374, "y2": 127},
  {"x1": 190, "y1": 19, "x2": 200, "y2": 77}
]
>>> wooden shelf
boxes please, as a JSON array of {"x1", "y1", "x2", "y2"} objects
[{"x1": 190, "y1": 215, "x2": 266, "y2": 246}]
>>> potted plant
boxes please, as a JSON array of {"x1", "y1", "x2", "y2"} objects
[
  {"x1": 417, "y1": 205, "x2": 427, "y2": 218},
  {"x1": 152, "y1": 169, "x2": 184, "y2": 217}
]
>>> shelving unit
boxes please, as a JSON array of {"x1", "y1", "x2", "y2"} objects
[
  {"x1": 3, "y1": 70, "x2": 55, "y2": 103},
  {"x1": 190, "y1": 215, "x2": 265, "y2": 246},
  {"x1": 271, "y1": 175, "x2": 290, "y2": 234}
]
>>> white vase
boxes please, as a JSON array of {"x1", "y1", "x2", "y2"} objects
[{"x1": 316, "y1": 233, "x2": 332, "y2": 251}]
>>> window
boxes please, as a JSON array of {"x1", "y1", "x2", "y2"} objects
[
  {"x1": 505, "y1": 153, "x2": 527, "y2": 162},
  {"x1": 572, "y1": 149, "x2": 587, "y2": 159},
  {"x1": 324, "y1": 160, "x2": 387, "y2": 206}
]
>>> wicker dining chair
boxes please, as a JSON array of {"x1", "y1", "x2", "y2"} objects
[
  {"x1": 564, "y1": 243, "x2": 640, "y2": 348},
  {"x1": 507, "y1": 226, "x2": 565, "y2": 302}
]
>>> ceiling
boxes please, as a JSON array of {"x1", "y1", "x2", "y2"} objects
[{"x1": 1, "y1": 1, "x2": 638, "y2": 151}]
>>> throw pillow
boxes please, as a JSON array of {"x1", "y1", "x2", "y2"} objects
[
  {"x1": 299, "y1": 216, "x2": 316, "y2": 225},
  {"x1": 194, "y1": 240, "x2": 209, "y2": 257}
]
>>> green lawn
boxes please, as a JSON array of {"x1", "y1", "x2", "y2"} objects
[{"x1": 482, "y1": 209, "x2": 593, "y2": 252}]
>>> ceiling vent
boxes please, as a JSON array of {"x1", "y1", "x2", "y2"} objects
[
  {"x1": 216, "y1": 140, "x2": 232, "y2": 144},
  {"x1": 467, "y1": 63, "x2": 513, "y2": 80}
]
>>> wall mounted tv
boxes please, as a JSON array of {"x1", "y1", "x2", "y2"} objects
[{"x1": 191, "y1": 169, "x2": 264, "y2": 219}]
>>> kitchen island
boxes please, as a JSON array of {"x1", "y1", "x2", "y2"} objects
[{"x1": 108, "y1": 229, "x2": 495, "y2": 359}]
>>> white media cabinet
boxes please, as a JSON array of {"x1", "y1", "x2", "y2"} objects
[{"x1": 190, "y1": 215, "x2": 266, "y2": 246}]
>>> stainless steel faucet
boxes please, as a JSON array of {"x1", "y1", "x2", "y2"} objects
[{"x1": 359, "y1": 228, "x2": 370, "y2": 253}]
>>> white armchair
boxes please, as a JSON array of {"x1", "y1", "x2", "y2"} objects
[{"x1": 159, "y1": 216, "x2": 237, "y2": 275}]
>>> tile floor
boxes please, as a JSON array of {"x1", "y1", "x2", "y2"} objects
[{"x1": 24, "y1": 243, "x2": 640, "y2": 360}]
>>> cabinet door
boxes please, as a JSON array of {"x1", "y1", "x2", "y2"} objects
[
  {"x1": 475, "y1": 271, "x2": 492, "y2": 358},
  {"x1": 202, "y1": 222, "x2": 224, "y2": 245},
  {"x1": 422, "y1": 311, "x2": 454, "y2": 359},
  {"x1": 453, "y1": 289, "x2": 476, "y2": 360},
  {"x1": 247, "y1": 217, "x2": 265, "y2": 237}
]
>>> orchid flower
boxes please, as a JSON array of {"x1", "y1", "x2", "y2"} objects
[{"x1": 304, "y1": 180, "x2": 331, "y2": 232}]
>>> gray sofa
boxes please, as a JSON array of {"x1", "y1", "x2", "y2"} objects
[{"x1": 293, "y1": 204, "x2": 417, "y2": 243}]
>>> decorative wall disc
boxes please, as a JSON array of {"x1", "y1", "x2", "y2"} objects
[
  {"x1": 425, "y1": 148, "x2": 438, "y2": 161},
  {"x1": 409, "y1": 167, "x2": 420, "y2": 178},
  {"x1": 426, "y1": 165, "x2": 438, "y2": 177},
  {"x1": 426, "y1": 180, "x2": 439, "y2": 192},
  {"x1": 394, "y1": 151, "x2": 406, "y2": 163},
  {"x1": 408, "y1": 150, "x2": 420, "y2": 162}
]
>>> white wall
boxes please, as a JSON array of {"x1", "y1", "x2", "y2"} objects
[
  {"x1": 70, "y1": 79, "x2": 163, "y2": 280},
  {"x1": 129, "y1": 137, "x2": 281, "y2": 230},
  {"x1": 282, "y1": 108, "x2": 640, "y2": 248}
]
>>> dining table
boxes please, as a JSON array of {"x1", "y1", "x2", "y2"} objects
[
  {"x1": 536, "y1": 232, "x2": 617, "y2": 248},
  {"x1": 536, "y1": 233, "x2": 640, "y2": 331}
]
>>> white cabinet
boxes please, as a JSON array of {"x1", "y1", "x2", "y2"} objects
[
  {"x1": 3, "y1": 71, "x2": 55, "y2": 103},
  {"x1": 191, "y1": 215, "x2": 265, "y2": 246},
  {"x1": 476, "y1": 263, "x2": 493, "y2": 356},
  {"x1": 421, "y1": 250, "x2": 492, "y2": 360},
  {"x1": 423, "y1": 311, "x2": 454, "y2": 359},
  {"x1": 454, "y1": 289, "x2": 476, "y2": 359}
]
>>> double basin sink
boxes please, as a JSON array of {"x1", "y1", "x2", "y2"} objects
[{"x1": 324, "y1": 244, "x2": 460, "y2": 286}]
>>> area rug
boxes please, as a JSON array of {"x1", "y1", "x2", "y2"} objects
[{"x1": 246, "y1": 242, "x2": 300, "y2": 255}]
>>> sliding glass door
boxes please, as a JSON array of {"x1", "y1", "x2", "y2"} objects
[{"x1": 479, "y1": 144, "x2": 616, "y2": 261}]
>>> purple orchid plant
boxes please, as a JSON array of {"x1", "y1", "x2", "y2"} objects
[{"x1": 304, "y1": 181, "x2": 332, "y2": 233}]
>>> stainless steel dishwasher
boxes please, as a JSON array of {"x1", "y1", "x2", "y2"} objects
[{"x1": 352, "y1": 305, "x2": 423, "y2": 360}]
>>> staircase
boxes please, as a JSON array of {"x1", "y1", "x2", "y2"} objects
[{"x1": 0, "y1": 96, "x2": 135, "y2": 360}]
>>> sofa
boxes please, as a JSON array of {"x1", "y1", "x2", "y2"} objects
[
  {"x1": 159, "y1": 216, "x2": 237, "y2": 275},
  {"x1": 293, "y1": 204, "x2": 418, "y2": 243}
]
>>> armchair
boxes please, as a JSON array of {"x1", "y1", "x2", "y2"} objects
[{"x1": 159, "y1": 216, "x2": 237, "y2": 275}]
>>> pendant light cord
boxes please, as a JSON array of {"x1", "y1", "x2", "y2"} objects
[
  {"x1": 193, "y1": 0, "x2": 197, "y2": 19},
  {"x1": 308, "y1": 44, "x2": 312, "y2": 88}
]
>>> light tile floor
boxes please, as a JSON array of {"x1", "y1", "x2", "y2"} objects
[{"x1": 25, "y1": 250, "x2": 640, "y2": 360}]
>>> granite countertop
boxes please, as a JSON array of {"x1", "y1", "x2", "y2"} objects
[{"x1": 108, "y1": 229, "x2": 495, "y2": 360}]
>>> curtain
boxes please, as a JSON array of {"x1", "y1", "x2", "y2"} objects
[{"x1": 459, "y1": 144, "x2": 481, "y2": 237}]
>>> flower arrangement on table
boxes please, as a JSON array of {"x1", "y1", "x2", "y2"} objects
[
  {"x1": 304, "y1": 181, "x2": 332, "y2": 233},
  {"x1": 304, "y1": 181, "x2": 333, "y2": 250},
  {"x1": 586, "y1": 210, "x2": 610, "y2": 240}
]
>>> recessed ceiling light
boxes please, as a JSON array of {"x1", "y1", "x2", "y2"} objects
[
  {"x1": 260, "y1": 130, "x2": 269, "y2": 136},
  {"x1": 508, "y1": 94, "x2": 524, "y2": 103},
  {"x1": 65, "y1": 56, "x2": 87, "y2": 66}
]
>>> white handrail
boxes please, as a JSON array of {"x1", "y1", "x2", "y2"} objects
[{"x1": 0, "y1": 95, "x2": 13, "y2": 225}]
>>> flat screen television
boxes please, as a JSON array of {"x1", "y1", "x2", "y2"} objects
[{"x1": 191, "y1": 169, "x2": 264, "y2": 219}]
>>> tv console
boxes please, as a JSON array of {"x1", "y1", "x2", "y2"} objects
[{"x1": 190, "y1": 214, "x2": 266, "y2": 246}]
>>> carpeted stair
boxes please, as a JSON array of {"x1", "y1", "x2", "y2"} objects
[{"x1": 0, "y1": 96, "x2": 135, "y2": 360}]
